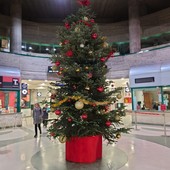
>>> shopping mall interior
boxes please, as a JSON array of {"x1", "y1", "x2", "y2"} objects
[{"x1": 0, "y1": 0, "x2": 170, "y2": 169}]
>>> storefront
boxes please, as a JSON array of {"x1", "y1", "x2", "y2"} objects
[
  {"x1": 129, "y1": 63, "x2": 170, "y2": 125},
  {"x1": 0, "y1": 66, "x2": 22, "y2": 128}
]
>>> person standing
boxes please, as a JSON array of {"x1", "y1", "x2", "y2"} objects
[
  {"x1": 33, "y1": 103, "x2": 42, "y2": 138},
  {"x1": 42, "y1": 104, "x2": 49, "y2": 128}
]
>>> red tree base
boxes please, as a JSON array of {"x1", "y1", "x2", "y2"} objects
[{"x1": 66, "y1": 135, "x2": 102, "y2": 163}]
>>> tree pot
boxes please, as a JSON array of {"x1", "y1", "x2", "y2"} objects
[{"x1": 66, "y1": 135, "x2": 102, "y2": 163}]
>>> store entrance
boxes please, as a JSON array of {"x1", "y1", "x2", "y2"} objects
[{"x1": 143, "y1": 92, "x2": 153, "y2": 110}]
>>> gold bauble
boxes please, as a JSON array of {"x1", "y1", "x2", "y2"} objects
[
  {"x1": 116, "y1": 133, "x2": 121, "y2": 139},
  {"x1": 80, "y1": 44, "x2": 84, "y2": 48},
  {"x1": 115, "y1": 115, "x2": 121, "y2": 121},
  {"x1": 75, "y1": 101, "x2": 84, "y2": 110},
  {"x1": 85, "y1": 86, "x2": 90, "y2": 90},
  {"x1": 50, "y1": 107, "x2": 56, "y2": 112},
  {"x1": 89, "y1": 51, "x2": 93, "y2": 55},
  {"x1": 103, "y1": 42, "x2": 109, "y2": 48},
  {"x1": 116, "y1": 94, "x2": 122, "y2": 99},
  {"x1": 101, "y1": 36, "x2": 107, "y2": 41},
  {"x1": 83, "y1": 16, "x2": 88, "y2": 21},
  {"x1": 76, "y1": 68, "x2": 80, "y2": 72},
  {"x1": 51, "y1": 89, "x2": 56, "y2": 94},
  {"x1": 52, "y1": 65, "x2": 57, "y2": 71},
  {"x1": 85, "y1": 66, "x2": 89, "y2": 70},
  {"x1": 58, "y1": 135, "x2": 67, "y2": 143},
  {"x1": 75, "y1": 27, "x2": 80, "y2": 32}
]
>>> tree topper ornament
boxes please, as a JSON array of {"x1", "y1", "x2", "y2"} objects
[{"x1": 77, "y1": 0, "x2": 91, "y2": 6}]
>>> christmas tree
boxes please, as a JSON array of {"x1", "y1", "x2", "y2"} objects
[{"x1": 48, "y1": 0, "x2": 129, "y2": 144}]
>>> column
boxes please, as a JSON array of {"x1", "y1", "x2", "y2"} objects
[
  {"x1": 10, "y1": 0, "x2": 22, "y2": 53},
  {"x1": 128, "y1": 0, "x2": 141, "y2": 53}
]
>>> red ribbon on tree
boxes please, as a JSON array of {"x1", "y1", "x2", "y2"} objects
[{"x1": 77, "y1": 0, "x2": 90, "y2": 6}]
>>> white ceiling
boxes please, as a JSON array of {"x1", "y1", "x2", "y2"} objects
[
  {"x1": 21, "y1": 80, "x2": 54, "y2": 90},
  {"x1": 22, "y1": 78, "x2": 129, "y2": 90}
]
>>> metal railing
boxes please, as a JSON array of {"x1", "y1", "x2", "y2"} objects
[{"x1": 133, "y1": 110, "x2": 170, "y2": 136}]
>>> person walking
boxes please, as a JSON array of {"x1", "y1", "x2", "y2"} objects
[
  {"x1": 32, "y1": 103, "x2": 42, "y2": 138},
  {"x1": 42, "y1": 104, "x2": 49, "y2": 128}
]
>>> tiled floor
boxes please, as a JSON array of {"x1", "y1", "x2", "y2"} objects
[{"x1": 0, "y1": 117, "x2": 170, "y2": 170}]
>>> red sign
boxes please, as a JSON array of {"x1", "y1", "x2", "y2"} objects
[
  {"x1": 161, "y1": 104, "x2": 166, "y2": 111},
  {"x1": 0, "y1": 76, "x2": 20, "y2": 89},
  {"x1": 124, "y1": 97, "x2": 132, "y2": 103}
]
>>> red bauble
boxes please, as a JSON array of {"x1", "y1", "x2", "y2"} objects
[
  {"x1": 55, "y1": 109, "x2": 61, "y2": 115},
  {"x1": 55, "y1": 61, "x2": 60, "y2": 66},
  {"x1": 64, "y1": 40, "x2": 69, "y2": 45},
  {"x1": 90, "y1": 19, "x2": 95, "y2": 23},
  {"x1": 105, "y1": 105, "x2": 109, "y2": 112},
  {"x1": 67, "y1": 99, "x2": 71, "y2": 102},
  {"x1": 60, "y1": 67, "x2": 64, "y2": 71},
  {"x1": 109, "y1": 51, "x2": 114, "y2": 57},
  {"x1": 68, "y1": 118, "x2": 72, "y2": 122},
  {"x1": 51, "y1": 94, "x2": 56, "y2": 99},
  {"x1": 81, "y1": 114, "x2": 88, "y2": 119},
  {"x1": 65, "y1": 22, "x2": 70, "y2": 29},
  {"x1": 66, "y1": 50, "x2": 73, "y2": 57},
  {"x1": 87, "y1": 73, "x2": 93, "y2": 78},
  {"x1": 100, "y1": 57, "x2": 106, "y2": 62},
  {"x1": 50, "y1": 132, "x2": 55, "y2": 136},
  {"x1": 57, "y1": 71, "x2": 62, "y2": 75},
  {"x1": 105, "y1": 121, "x2": 111, "y2": 127},
  {"x1": 97, "y1": 86, "x2": 104, "y2": 92},
  {"x1": 84, "y1": 21, "x2": 91, "y2": 27},
  {"x1": 91, "y1": 33, "x2": 98, "y2": 39},
  {"x1": 73, "y1": 85, "x2": 77, "y2": 89},
  {"x1": 92, "y1": 103, "x2": 96, "y2": 107}
]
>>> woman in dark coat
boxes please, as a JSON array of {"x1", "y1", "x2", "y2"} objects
[
  {"x1": 32, "y1": 103, "x2": 43, "y2": 138},
  {"x1": 42, "y1": 104, "x2": 49, "y2": 128}
]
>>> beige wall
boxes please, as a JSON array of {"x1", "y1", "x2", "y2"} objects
[
  {"x1": 1, "y1": 46, "x2": 170, "y2": 80},
  {"x1": 0, "y1": 7, "x2": 170, "y2": 44}
]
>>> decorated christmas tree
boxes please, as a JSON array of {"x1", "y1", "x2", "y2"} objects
[{"x1": 48, "y1": 0, "x2": 129, "y2": 144}]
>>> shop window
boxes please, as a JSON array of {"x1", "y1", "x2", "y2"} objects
[
  {"x1": 1, "y1": 39, "x2": 8, "y2": 49},
  {"x1": 0, "y1": 91, "x2": 18, "y2": 114},
  {"x1": 133, "y1": 87, "x2": 161, "y2": 111},
  {"x1": 162, "y1": 87, "x2": 170, "y2": 110}
]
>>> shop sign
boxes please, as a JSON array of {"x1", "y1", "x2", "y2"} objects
[
  {"x1": 48, "y1": 66, "x2": 57, "y2": 73},
  {"x1": 21, "y1": 83, "x2": 28, "y2": 96},
  {"x1": 0, "y1": 76, "x2": 20, "y2": 89},
  {"x1": 12, "y1": 78, "x2": 19, "y2": 88},
  {"x1": 37, "y1": 92, "x2": 42, "y2": 97}
]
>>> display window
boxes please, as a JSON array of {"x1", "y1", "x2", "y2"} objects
[
  {"x1": 21, "y1": 89, "x2": 31, "y2": 108},
  {"x1": 132, "y1": 87, "x2": 162, "y2": 111},
  {"x1": 162, "y1": 86, "x2": 170, "y2": 110},
  {"x1": 0, "y1": 90, "x2": 18, "y2": 114}
]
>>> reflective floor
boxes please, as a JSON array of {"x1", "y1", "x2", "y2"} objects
[{"x1": 0, "y1": 117, "x2": 170, "y2": 170}]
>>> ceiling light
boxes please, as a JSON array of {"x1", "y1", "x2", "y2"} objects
[{"x1": 38, "y1": 86, "x2": 45, "y2": 89}]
